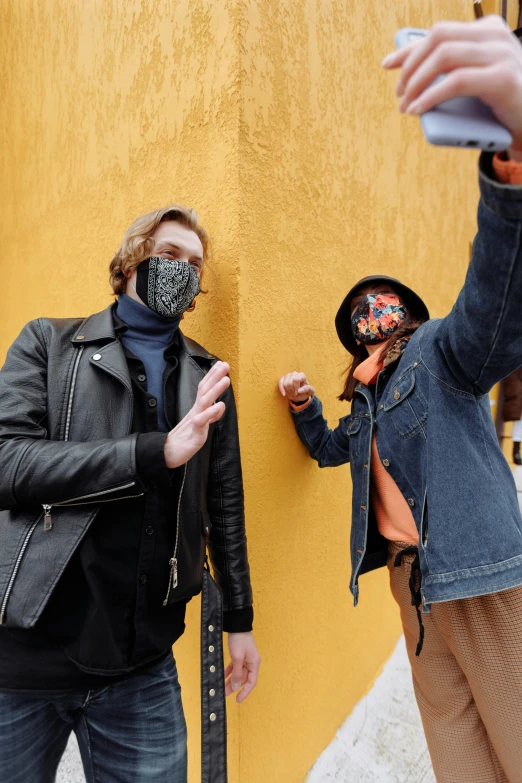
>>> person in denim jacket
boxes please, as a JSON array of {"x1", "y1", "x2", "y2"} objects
[{"x1": 280, "y1": 17, "x2": 522, "y2": 783}]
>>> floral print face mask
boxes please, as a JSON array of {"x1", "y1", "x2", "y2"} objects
[{"x1": 351, "y1": 293, "x2": 407, "y2": 345}]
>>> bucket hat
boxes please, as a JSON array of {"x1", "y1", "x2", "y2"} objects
[{"x1": 335, "y1": 275, "x2": 430, "y2": 354}]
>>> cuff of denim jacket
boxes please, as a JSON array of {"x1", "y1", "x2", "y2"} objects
[
  {"x1": 479, "y1": 152, "x2": 522, "y2": 219},
  {"x1": 289, "y1": 396, "x2": 313, "y2": 412},
  {"x1": 290, "y1": 394, "x2": 321, "y2": 419},
  {"x1": 492, "y1": 152, "x2": 522, "y2": 185},
  {"x1": 136, "y1": 432, "x2": 170, "y2": 484},
  {"x1": 223, "y1": 606, "x2": 254, "y2": 633}
]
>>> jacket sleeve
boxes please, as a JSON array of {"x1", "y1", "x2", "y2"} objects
[
  {"x1": 432, "y1": 154, "x2": 522, "y2": 395},
  {"x1": 206, "y1": 382, "x2": 253, "y2": 621},
  {"x1": 290, "y1": 395, "x2": 351, "y2": 467},
  {"x1": 0, "y1": 320, "x2": 145, "y2": 509}
]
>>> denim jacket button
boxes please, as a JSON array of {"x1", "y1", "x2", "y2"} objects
[
  {"x1": 394, "y1": 390, "x2": 400, "y2": 400},
  {"x1": 383, "y1": 459, "x2": 390, "y2": 467},
  {"x1": 408, "y1": 498, "x2": 415, "y2": 507}
]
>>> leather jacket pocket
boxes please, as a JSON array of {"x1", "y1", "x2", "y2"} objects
[{"x1": 384, "y1": 370, "x2": 427, "y2": 438}]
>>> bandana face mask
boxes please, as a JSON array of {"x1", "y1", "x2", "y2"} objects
[
  {"x1": 351, "y1": 294, "x2": 407, "y2": 345},
  {"x1": 135, "y1": 256, "x2": 200, "y2": 318}
]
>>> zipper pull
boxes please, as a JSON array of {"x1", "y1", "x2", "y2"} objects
[
  {"x1": 162, "y1": 557, "x2": 178, "y2": 606},
  {"x1": 42, "y1": 505, "x2": 53, "y2": 532}
]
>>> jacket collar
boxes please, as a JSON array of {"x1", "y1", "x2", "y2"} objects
[
  {"x1": 71, "y1": 303, "x2": 118, "y2": 344},
  {"x1": 72, "y1": 303, "x2": 215, "y2": 361}
]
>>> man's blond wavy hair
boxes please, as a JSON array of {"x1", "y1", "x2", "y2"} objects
[{"x1": 109, "y1": 206, "x2": 209, "y2": 306}]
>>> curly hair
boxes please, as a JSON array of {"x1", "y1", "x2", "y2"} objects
[{"x1": 109, "y1": 206, "x2": 210, "y2": 301}]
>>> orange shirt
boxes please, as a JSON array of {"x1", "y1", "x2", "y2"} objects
[{"x1": 353, "y1": 349, "x2": 419, "y2": 544}]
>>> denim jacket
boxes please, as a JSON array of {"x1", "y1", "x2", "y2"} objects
[{"x1": 291, "y1": 154, "x2": 522, "y2": 612}]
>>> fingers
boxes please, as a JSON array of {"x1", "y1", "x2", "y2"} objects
[
  {"x1": 236, "y1": 653, "x2": 261, "y2": 704},
  {"x1": 382, "y1": 41, "x2": 418, "y2": 70},
  {"x1": 197, "y1": 374, "x2": 231, "y2": 412},
  {"x1": 230, "y1": 657, "x2": 245, "y2": 693},
  {"x1": 398, "y1": 41, "x2": 502, "y2": 106},
  {"x1": 236, "y1": 667, "x2": 259, "y2": 704},
  {"x1": 278, "y1": 372, "x2": 308, "y2": 399},
  {"x1": 193, "y1": 401, "x2": 226, "y2": 428},
  {"x1": 393, "y1": 18, "x2": 516, "y2": 100},
  {"x1": 405, "y1": 64, "x2": 514, "y2": 117},
  {"x1": 197, "y1": 361, "x2": 230, "y2": 400},
  {"x1": 382, "y1": 16, "x2": 513, "y2": 83},
  {"x1": 225, "y1": 658, "x2": 260, "y2": 703},
  {"x1": 225, "y1": 665, "x2": 247, "y2": 698},
  {"x1": 297, "y1": 383, "x2": 315, "y2": 397}
]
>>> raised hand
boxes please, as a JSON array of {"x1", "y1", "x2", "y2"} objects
[
  {"x1": 278, "y1": 371, "x2": 315, "y2": 403},
  {"x1": 382, "y1": 16, "x2": 522, "y2": 153},
  {"x1": 164, "y1": 361, "x2": 230, "y2": 469}
]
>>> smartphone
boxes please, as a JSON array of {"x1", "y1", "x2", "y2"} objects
[{"x1": 394, "y1": 27, "x2": 512, "y2": 151}]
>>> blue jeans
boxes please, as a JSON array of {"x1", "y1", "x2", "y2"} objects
[{"x1": 0, "y1": 653, "x2": 187, "y2": 783}]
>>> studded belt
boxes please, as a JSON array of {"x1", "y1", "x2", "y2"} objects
[{"x1": 201, "y1": 566, "x2": 227, "y2": 782}]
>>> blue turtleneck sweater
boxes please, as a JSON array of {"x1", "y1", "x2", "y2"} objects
[{"x1": 116, "y1": 293, "x2": 181, "y2": 432}]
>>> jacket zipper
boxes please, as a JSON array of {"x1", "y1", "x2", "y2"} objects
[
  {"x1": 163, "y1": 463, "x2": 188, "y2": 606},
  {"x1": 0, "y1": 515, "x2": 42, "y2": 625},
  {"x1": 64, "y1": 346, "x2": 84, "y2": 442},
  {"x1": 43, "y1": 345, "x2": 84, "y2": 532},
  {"x1": 40, "y1": 482, "x2": 142, "y2": 531}
]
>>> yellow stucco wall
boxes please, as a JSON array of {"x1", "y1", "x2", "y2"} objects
[{"x1": 0, "y1": 2, "x2": 497, "y2": 782}]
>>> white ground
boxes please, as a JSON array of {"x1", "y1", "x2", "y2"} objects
[
  {"x1": 305, "y1": 637, "x2": 434, "y2": 783},
  {"x1": 57, "y1": 734, "x2": 83, "y2": 782}
]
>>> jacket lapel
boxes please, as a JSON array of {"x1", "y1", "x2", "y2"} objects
[
  {"x1": 175, "y1": 333, "x2": 214, "y2": 425},
  {"x1": 71, "y1": 304, "x2": 132, "y2": 396}
]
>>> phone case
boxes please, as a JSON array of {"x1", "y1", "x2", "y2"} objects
[{"x1": 394, "y1": 28, "x2": 512, "y2": 151}]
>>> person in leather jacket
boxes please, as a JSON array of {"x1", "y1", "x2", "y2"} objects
[
  {"x1": 279, "y1": 17, "x2": 522, "y2": 783},
  {"x1": 0, "y1": 205, "x2": 260, "y2": 782}
]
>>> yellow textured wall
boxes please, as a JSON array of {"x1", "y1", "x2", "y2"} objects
[{"x1": 0, "y1": 2, "x2": 487, "y2": 782}]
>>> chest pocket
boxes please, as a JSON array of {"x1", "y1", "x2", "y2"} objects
[
  {"x1": 347, "y1": 415, "x2": 363, "y2": 459},
  {"x1": 383, "y1": 369, "x2": 427, "y2": 438}
]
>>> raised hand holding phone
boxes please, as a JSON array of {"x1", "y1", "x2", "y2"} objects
[{"x1": 383, "y1": 16, "x2": 522, "y2": 156}]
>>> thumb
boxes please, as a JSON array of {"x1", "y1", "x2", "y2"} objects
[{"x1": 231, "y1": 656, "x2": 244, "y2": 692}]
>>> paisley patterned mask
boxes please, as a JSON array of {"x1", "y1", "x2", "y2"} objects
[
  {"x1": 351, "y1": 294, "x2": 407, "y2": 345},
  {"x1": 135, "y1": 256, "x2": 200, "y2": 318}
]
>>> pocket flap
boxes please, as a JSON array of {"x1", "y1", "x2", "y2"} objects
[
  {"x1": 347, "y1": 417, "x2": 362, "y2": 435},
  {"x1": 384, "y1": 370, "x2": 416, "y2": 411}
]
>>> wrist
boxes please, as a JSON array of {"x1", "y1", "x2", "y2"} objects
[{"x1": 289, "y1": 396, "x2": 312, "y2": 412}]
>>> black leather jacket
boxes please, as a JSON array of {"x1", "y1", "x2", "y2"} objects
[{"x1": 0, "y1": 304, "x2": 253, "y2": 629}]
